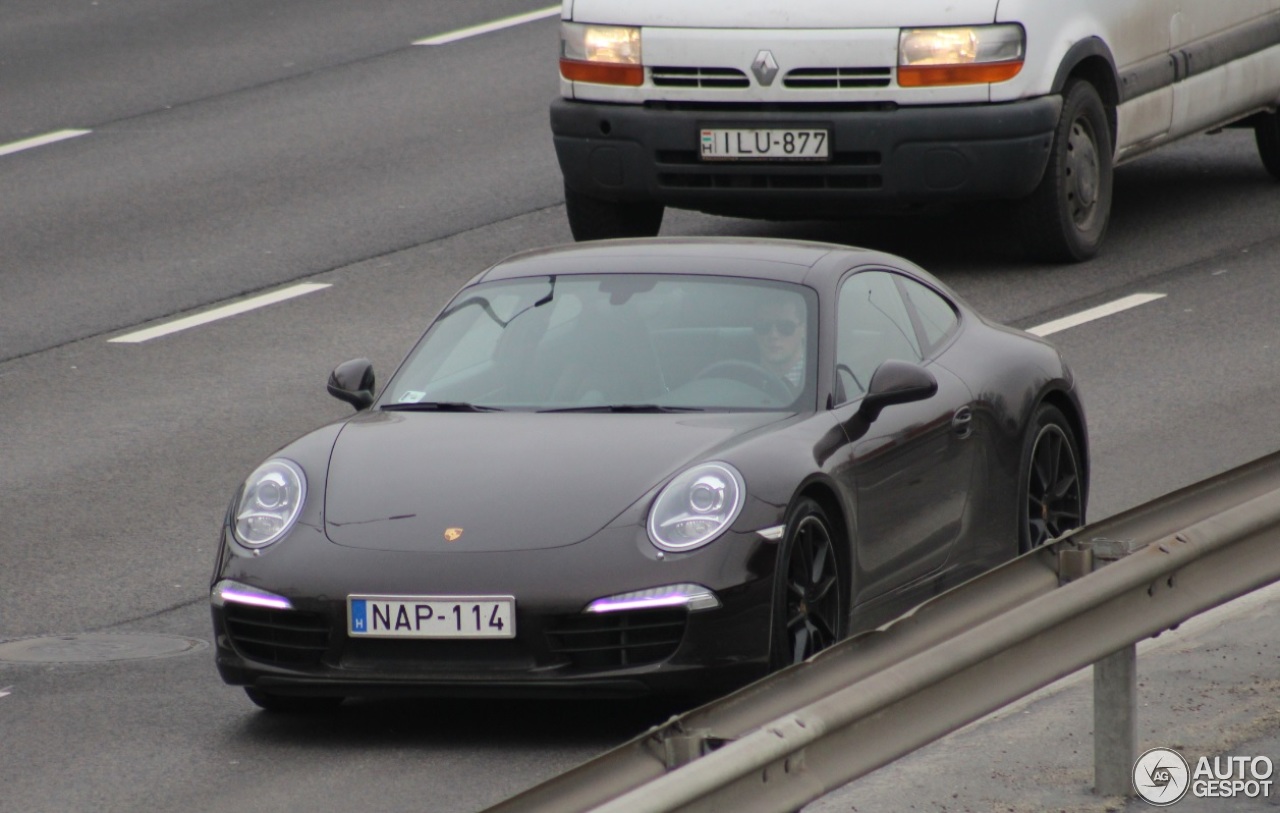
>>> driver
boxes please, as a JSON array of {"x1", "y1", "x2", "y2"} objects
[{"x1": 753, "y1": 297, "x2": 806, "y2": 389}]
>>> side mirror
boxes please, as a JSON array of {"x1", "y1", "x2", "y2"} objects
[
  {"x1": 327, "y1": 358, "x2": 375, "y2": 411},
  {"x1": 858, "y1": 359, "x2": 937, "y2": 422}
]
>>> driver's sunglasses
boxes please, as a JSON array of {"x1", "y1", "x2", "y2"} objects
[{"x1": 754, "y1": 319, "x2": 800, "y2": 338}]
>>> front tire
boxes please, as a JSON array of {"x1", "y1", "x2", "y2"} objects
[
  {"x1": 1255, "y1": 111, "x2": 1280, "y2": 181},
  {"x1": 1019, "y1": 79, "x2": 1114, "y2": 263},
  {"x1": 1018, "y1": 404, "x2": 1085, "y2": 553},
  {"x1": 563, "y1": 183, "x2": 664, "y2": 241},
  {"x1": 769, "y1": 498, "x2": 846, "y2": 670}
]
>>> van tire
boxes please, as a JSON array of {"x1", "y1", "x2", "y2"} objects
[
  {"x1": 564, "y1": 183, "x2": 664, "y2": 241},
  {"x1": 1018, "y1": 79, "x2": 1114, "y2": 263}
]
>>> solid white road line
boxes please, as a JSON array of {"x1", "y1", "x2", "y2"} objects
[
  {"x1": 0, "y1": 129, "x2": 92, "y2": 158},
  {"x1": 108, "y1": 284, "x2": 332, "y2": 344},
  {"x1": 1027, "y1": 293, "x2": 1167, "y2": 337},
  {"x1": 414, "y1": 5, "x2": 560, "y2": 46}
]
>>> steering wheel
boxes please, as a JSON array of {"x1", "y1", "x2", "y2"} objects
[{"x1": 694, "y1": 359, "x2": 795, "y2": 403}]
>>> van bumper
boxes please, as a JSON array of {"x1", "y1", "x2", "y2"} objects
[{"x1": 550, "y1": 96, "x2": 1063, "y2": 218}]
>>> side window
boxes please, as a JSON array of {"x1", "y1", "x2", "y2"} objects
[
  {"x1": 897, "y1": 276, "x2": 958, "y2": 354},
  {"x1": 835, "y1": 270, "x2": 921, "y2": 403}
]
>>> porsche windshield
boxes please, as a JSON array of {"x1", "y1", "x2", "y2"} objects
[{"x1": 381, "y1": 274, "x2": 817, "y2": 411}]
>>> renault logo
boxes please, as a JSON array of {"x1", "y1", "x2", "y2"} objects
[{"x1": 752, "y1": 50, "x2": 779, "y2": 86}]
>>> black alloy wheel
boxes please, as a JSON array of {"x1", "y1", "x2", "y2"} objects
[
  {"x1": 1019, "y1": 78, "x2": 1114, "y2": 262},
  {"x1": 1019, "y1": 404, "x2": 1085, "y2": 552},
  {"x1": 563, "y1": 182, "x2": 664, "y2": 241},
  {"x1": 771, "y1": 498, "x2": 845, "y2": 669}
]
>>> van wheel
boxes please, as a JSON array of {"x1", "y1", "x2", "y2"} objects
[
  {"x1": 563, "y1": 183, "x2": 664, "y2": 241},
  {"x1": 1256, "y1": 112, "x2": 1280, "y2": 181},
  {"x1": 1019, "y1": 79, "x2": 1114, "y2": 263}
]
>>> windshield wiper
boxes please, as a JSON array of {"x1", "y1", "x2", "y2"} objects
[
  {"x1": 381, "y1": 402, "x2": 504, "y2": 412},
  {"x1": 537, "y1": 404, "x2": 705, "y2": 414}
]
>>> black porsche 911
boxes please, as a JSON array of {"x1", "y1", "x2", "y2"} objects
[{"x1": 210, "y1": 237, "x2": 1088, "y2": 711}]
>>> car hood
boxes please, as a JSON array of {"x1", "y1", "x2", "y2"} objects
[
  {"x1": 323, "y1": 410, "x2": 788, "y2": 552},
  {"x1": 567, "y1": 0, "x2": 998, "y2": 28}
]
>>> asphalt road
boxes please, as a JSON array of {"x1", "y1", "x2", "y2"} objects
[
  {"x1": 0, "y1": 0, "x2": 563, "y2": 361},
  {"x1": 2, "y1": 4, "x2": 1280, "y2": 812}
]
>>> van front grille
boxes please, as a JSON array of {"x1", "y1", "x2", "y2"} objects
[
  {"x1": 653, "y1": 67, "x2": 751, "y2": 89},
  {"x1": 783, "y1": 67, "x2": 893, "y2": 89}
]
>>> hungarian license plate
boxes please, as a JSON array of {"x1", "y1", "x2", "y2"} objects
[
  {"x1": 348, "y1": 595, "x2": 515, "y2": 639},
  {"x1": 700, "y1": 127, "x2": 830, "y2": 161}
]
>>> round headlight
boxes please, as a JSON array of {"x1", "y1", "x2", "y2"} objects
[
  {"x1": 647, "y1": 462, "x2": 745, "y2": 552},
  {"x1": 233, "y1": 459, "x2": 306, "y2": 547}
]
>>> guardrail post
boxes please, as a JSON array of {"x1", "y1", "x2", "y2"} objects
[{"x1": 1093, "y1": 644, "x2": 1137, "y2": 797}]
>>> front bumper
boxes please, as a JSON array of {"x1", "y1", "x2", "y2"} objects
[
  {"x1": 550, "y1": 96, "x2": 1063, "y2": 218},
  {"x1": 210, "y1": 525, "x2": 776, "y2": 699},
  {"x1": 212, "y1": 600, "x2": 769, "y2": 699}
]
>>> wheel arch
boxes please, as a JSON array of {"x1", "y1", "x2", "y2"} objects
[{"x1": 1050, "y1": 39, "x2": 1120, "y2": 151}]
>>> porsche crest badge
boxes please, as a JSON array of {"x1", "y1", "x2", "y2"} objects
[{"x1": 443, "y1": 527, "x2": 464, "y2": 542}]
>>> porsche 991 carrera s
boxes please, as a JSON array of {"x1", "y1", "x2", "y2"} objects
[{"x1": 210, "y1": 238, "x2": 1088, "y2": 711}]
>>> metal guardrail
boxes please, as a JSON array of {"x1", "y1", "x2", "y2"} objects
[{"x1": 484, "y1": 451, "x2": 1280, "y2": 813}]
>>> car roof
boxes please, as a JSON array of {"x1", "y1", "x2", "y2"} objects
[{"x1": 472, "y1": 237, "x2": 907, "y2": 286}]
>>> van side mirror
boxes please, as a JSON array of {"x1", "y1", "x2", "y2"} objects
[
  {"x1": 327, "y1": 358, "x2": 375, "y2": 411},
  {"x1": 858, "y1": 359, "x2": 937, "y2": 422}
]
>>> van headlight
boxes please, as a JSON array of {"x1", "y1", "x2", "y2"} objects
[
  {"x1": 898, "y1": 25, "x2": 1024, "y2": 86},
  {"x1": 560, "y1": 23, "x2": 643, "y2": 86}
]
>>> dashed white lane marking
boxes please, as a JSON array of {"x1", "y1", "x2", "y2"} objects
[
  {"x1": 108, "y1": 284, "x2": 332, "y2": 344},
  {"x1": 110, "y1": 287, "x2": 1168, "y2": 344},
  {"x1": 1027, "y1": 293, "x2": 1167, "y2": 337},
  {"x1": 414, "y1": 6, "x2": 560, "y2": 46},
  {"x1": 105, "y1": 270, "x2": 1162, "y2": 348},
  {"x1": 0, "y1": 129, "x2": 92, "y2": 158}
]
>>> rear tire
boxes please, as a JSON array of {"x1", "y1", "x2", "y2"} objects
[
  {"x1": 564, "y1": 183, "x2": 664, "y2": 241},
  {"x1": 1017, "y1": 404, "x2": 1085, "y2": 553},
  {"x1": 769, "y1": 498, "x2": 846, "y2": 671},
  {"x1": 1019, "y1": 79, "x2": 1113, "y2": 263},
  {"x1": 244, "y1": 687, "x2": 344, "y2": 713},
  {"x1": 1256, "y1": 111, "x2": 1280, "y2": 181}
]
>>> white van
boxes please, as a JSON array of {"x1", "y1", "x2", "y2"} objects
[{"x1": 550, "y1": 1, "x2": 1280, "y2": 261}]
